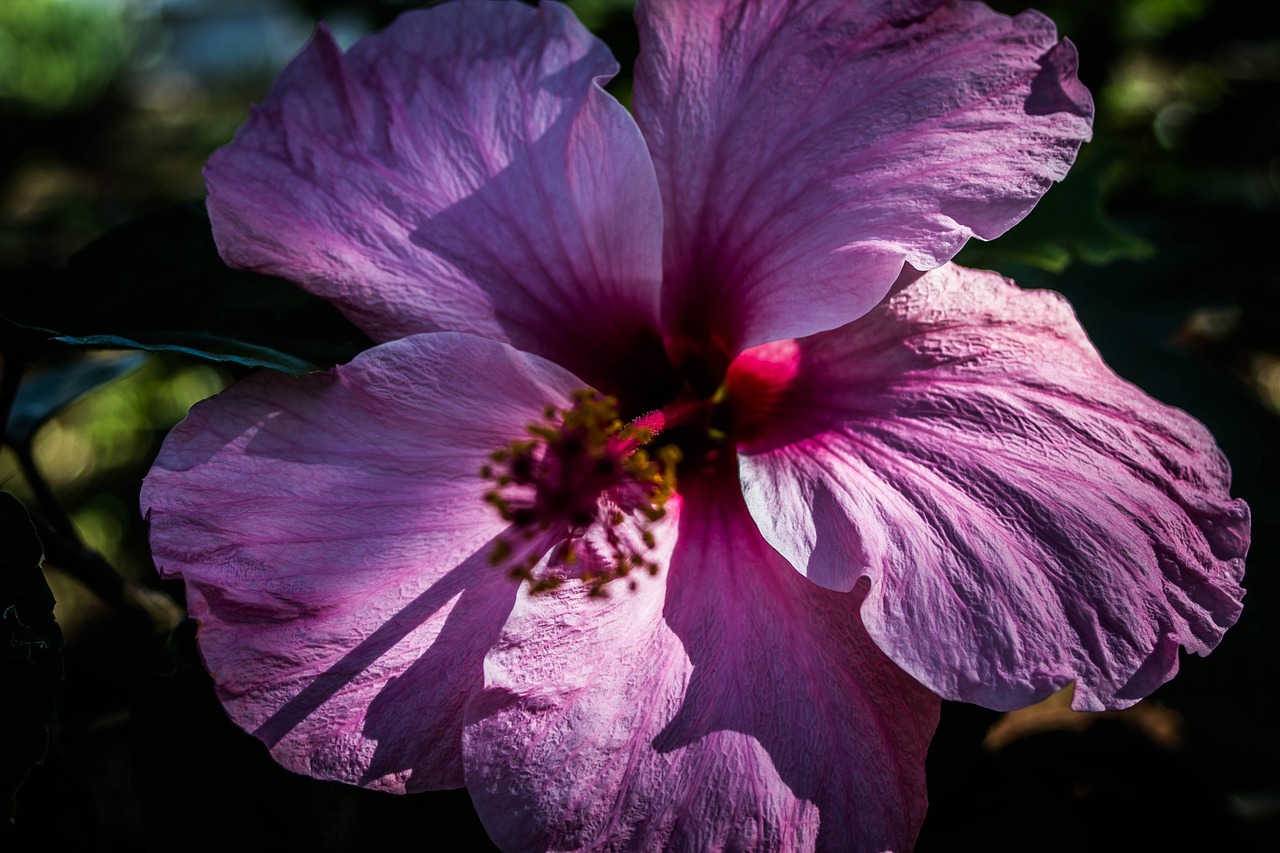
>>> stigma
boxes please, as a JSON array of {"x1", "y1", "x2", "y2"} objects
[{"x1": 481, "y1": 390, "x2": 683, "y2": 594}]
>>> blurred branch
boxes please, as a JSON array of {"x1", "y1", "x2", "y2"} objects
[
  {"x1": 2, "y1": 343, "x2": 182, "y2": 635},
  {"x1": 13, "y1": 442, "x2": 78, "y2": 547},
  {"x1": 16, "y1": 444, "x2": 182, "y2": 635},
  {"x1": 37, "y1": 522, "x2": 183, "y2": 636},
  {"x1": 0, "y1": 350, "x2": 24, "y2": 450}
]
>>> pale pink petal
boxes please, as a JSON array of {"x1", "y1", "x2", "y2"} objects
[
  {"x1": 206, "y1": 1, "x2": 666, "y2": 393},
  {"x1": 737, "y1": 265, "x2": 1249, "y2": 711},
  {"x1": 463, "y1": 480, "x2": 938, "y2": 852},
  {"x1": 634, "y1": 0, "x2": 1093, "y2": 351},
  {"x1": 142, "y1": 333, "x2": 585, "y2": 791}
]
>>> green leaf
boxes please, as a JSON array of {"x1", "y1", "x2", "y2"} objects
[
  {"x1": 20, "y1": 202, "x2": 372, "y2": 374},
  {"x1": 54, "y1": 334, "x2": 315, "y2": 375},
  {"x1": 4, "y1": 353, "x2": 145, "y2": 445},
  {"x1": 0, "y1": 492, "x2": 62, "y2": 823}
]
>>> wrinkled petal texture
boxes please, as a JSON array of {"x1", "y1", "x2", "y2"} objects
[
  {"x1": 142, "y1": 333, "x2": 584, "y2": 790},
  {"x1": 206, "y1": 1, "x2": 666, "y2": 391},
  {"x1": 738, "y1": 265, "x2": 1249, "y2": 711},
  {"x1": 634, "y1": 0, "x2": 1093, "y2": 350},
  {"x1": 464, "y1": 480, "x2": 938, "y2": 852}
]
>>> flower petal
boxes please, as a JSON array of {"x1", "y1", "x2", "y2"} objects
[
  {"x1": 206, "y1": 1, "x2": 667, "y2": 393},
  {"x1": 634, "y1": 0, "x2": 1093, "y2": 350},
  {"x1": 142, "y1": 332, "x2": 585, "y2": 791},
  {"x1": 737, "y1": 264, "x2": 1249, "y2": 711},
  {"x1": 463, "y1": 479, "x2": 938, "y2": 852}
]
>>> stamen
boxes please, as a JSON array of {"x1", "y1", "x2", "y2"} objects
[{"x1": 481, "y1": 390, "x2": 690, "y2": 594}]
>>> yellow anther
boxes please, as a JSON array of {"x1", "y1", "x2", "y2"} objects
[
  {"x1": 481, "y1": 389, "x2": 689, "y2": 595},
  {"x1": 489, "y1": 538, "x2": 512, "y2": 565}
]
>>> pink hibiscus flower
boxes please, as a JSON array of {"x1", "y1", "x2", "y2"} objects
[{"x1": 141, "y1": 1, "x2": 1249, "y2": 850}]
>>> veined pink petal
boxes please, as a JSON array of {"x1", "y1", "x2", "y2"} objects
[
  {"x1": 463, "y1": 479, "x2": 937, "y2": 852},
  {"x1": 142, "y1": 333, "x2": 585, "y2": 791},
  {"x1": 634, "y1": 0, "x2": 1093, "y2": 351},
  {"x1": 206, "y1": 1, "x2": 667, "y2": 393},
  {"x1": 738, "y1": 265, "x2": 1249, "y2": 712}
]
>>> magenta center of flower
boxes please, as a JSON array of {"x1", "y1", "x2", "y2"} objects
[
  {"x1": 481, "y1": 390, "x2": 690, "y2": 593},
  {"x1": 482, "y1": 339, "x2": 803, "y2": 593}
]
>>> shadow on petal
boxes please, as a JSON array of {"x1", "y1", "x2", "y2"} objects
[
  {"x1": 253, "y1": 542, "x2": 517, "y2": 773},
  {"x1": 1025, "y1": 40, "x2": 1093, "y2": 118},
  {"x1": 360, "y1": 555, "x2": 520, "y2": 791},
  {"x1": 401, "y1": 56, "x2": 675, "y2": 411}
]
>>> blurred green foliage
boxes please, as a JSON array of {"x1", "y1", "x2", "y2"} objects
[
  {"x1": 4, "y1": 354, "x2": 144, "y2": 445},
  {"x1": 0, "y1": 0, "x2": 142, "y2": 113}
]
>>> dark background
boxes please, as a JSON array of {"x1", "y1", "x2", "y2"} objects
[{"x1": 1, "y1": 0, "x2": 1277, "y2": 849}]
